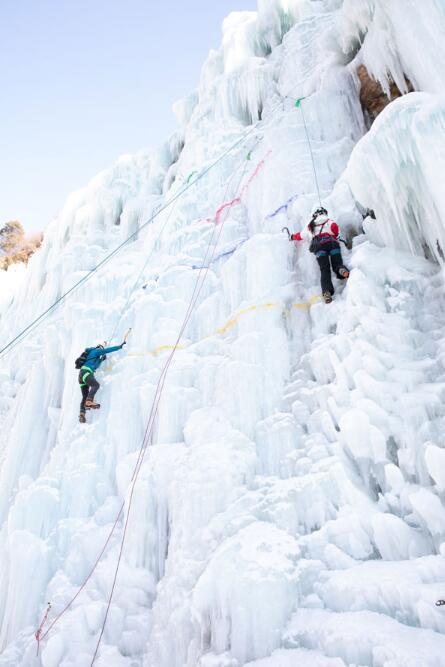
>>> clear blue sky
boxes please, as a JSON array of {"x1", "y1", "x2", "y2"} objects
[{"x1": 0, "y1": 0, "x2": 258, "y2": 232}]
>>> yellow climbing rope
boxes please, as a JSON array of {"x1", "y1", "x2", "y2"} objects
[{"x1": 103, "y1": 295, "x2": 321, "y2": 370}]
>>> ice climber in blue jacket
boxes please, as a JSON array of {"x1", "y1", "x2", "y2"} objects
[{"x1": 77, "y1": 341, "x2": 126, "y2": 423}]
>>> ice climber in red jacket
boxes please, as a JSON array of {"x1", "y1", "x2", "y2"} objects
[{"x1": 288, "y1": 207, "x2": 350, "y2": 304}]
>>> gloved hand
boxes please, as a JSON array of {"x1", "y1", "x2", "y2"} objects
[{"x1": 121, "y1": 341, "x2": 127, "y2": 347}]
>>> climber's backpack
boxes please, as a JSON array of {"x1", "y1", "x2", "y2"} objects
[
  {"x1": 309, "y1": 236, "x2": 323, "y2": 254},
  {"x1": 75, "y1": 349, "x2": 89, "y2": 369},
  {"x1": 309, "y1": 220, "x2": 328, "y2": 254}
]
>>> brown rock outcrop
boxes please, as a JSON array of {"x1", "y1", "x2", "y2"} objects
[{"x1": 357, "y1": 64, "x2": 414, "y2": 124}]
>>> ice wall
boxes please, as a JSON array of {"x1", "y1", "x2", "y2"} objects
[
  {"x1": 336, "y1": 0, "x2": 445, "y2": 94},
  {"x1": 346, "y1": 93, "x2": 445, "y2": 264},
  {"x1": 1, "y1": 1, "x2": 445, "y2": 666}
]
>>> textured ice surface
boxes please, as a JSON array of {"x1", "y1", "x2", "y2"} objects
[{"x1": 1, "y1": 1, "x2": 445, "y2": 666}]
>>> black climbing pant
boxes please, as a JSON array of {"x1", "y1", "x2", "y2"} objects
[
  {"x1": 315, "y1": 240, "x2": 348, "y2": 295},
  {"x1": 78, "y1": 369, "x2": 100, "y2": 414}
]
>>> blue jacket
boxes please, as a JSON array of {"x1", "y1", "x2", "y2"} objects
[{"x1": 82, "y1": 345, "x2": 123, "y2": 372}]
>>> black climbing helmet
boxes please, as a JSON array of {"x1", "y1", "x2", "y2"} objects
[{"x1": 313, "y1": 207, "x2": 328, "y2": 218}]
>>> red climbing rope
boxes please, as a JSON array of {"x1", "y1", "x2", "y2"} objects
[
  {"x1": 35, "y1": 602, "x2": 51, "y2": 656},
  {"x1": 38, "y1": 506, "x2": 125, "y2": 644}
]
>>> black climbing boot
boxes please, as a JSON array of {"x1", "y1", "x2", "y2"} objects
[
  {"x1": 323, "y1": 291, "x2": 333, "y2": 304},
  {"x1": 79, "y1": 412, "x2": 86, "y2": 423},
  {"x1": 85, "y1": 399, "x2": 100, "y2": 409}
]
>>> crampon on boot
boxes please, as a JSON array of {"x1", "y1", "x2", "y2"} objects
[
  {"x1": 323, "y1": 291, "x2": 333, "y2": 304},
  {"x1": 85, "y1": 399, "x2": 100, "y2": 409},
  {"x1": 79, "y1": 412, "x2": 86, "y2": 423}
]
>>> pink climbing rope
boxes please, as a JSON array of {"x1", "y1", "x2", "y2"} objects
[
  {"x1": 214, "y1": 197, "x2": 241, "y2": 225},
  {"x1": 211, "y1": 150, "x2": 272, "y2": 226},
  {"x1": 35, "y1": 602, "x2": 51, "y2": 656}
]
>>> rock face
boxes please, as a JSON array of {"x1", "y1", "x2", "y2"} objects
[{"x1": 357, "y1": 64, "x2": 414, "y2": 125}]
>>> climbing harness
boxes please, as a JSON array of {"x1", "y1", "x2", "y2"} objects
[{"x1": 79, "y1": 367, "x2": 93, "y2": 386}]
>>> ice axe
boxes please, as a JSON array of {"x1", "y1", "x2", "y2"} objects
[
  {"x1": 123, "y1": 328, "x2": 132, "y2": 344},
  {"x1": 282, "y1": 226, "x2": 291, "y2": 240}
]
